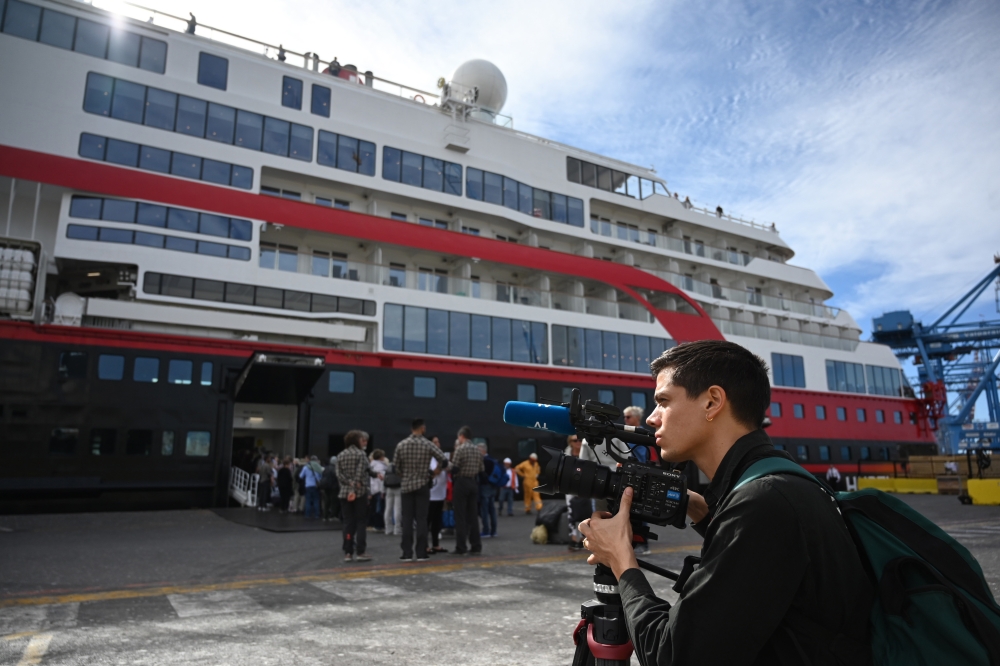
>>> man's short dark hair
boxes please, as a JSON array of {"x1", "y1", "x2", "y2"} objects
[
  {"x1": 411, "y1": 418, "x2": 425, "y2": 430},
  {"x1": 650, "y1": 340, "x2": 770, "y2": 429},
  {"x1": 457, "y1": 425, "x2": 472, "y2": 439}
]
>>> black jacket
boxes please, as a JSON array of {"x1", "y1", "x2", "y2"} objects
[{"x1": 618, "y1": 430, "x2": 872, "y2": 665}]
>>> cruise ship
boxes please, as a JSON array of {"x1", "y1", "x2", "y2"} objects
[{"x1": 0, "y1": 0, "x2": 935, "y2": 511}]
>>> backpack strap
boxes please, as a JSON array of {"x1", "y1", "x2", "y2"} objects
[{"x1": 734, "y1": 457, "x2": 822, "y2": 491}]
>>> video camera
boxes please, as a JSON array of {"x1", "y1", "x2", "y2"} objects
[{"x1": 503, "y1": 388, "x2": 689, "y2": 529}]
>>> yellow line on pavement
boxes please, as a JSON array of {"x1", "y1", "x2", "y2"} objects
[
  {"x1": 17, "y1": 632, "x2": 52, "y2": 665},
  {"x1": 0, "y1": 545, "x2": 700, "y2": 609},
  {"x1": 1, "y1": 631, "x2": 38, "y2": 642}
]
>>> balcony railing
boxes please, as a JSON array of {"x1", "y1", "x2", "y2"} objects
[{"x1": 715, "y1": 319, "x2": 858, "y2": 352}]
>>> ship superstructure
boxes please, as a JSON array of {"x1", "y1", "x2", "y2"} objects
[{"x1": 0, "y1": 0, "x2": 933, "y2": 510}]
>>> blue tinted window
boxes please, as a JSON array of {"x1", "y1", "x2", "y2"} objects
[
  {"x1": 413, "y1": 376, "x2": 436, "y2": 398},
  {"x1": 99, "y1": 227, "x2": 132, "y2": 243},
  {"x1": 618, "y1": 333, "x2": 635, "y2": 373},
  {"x1": 598, "y1": 390, "x2": 614, "y2": 405},
  {"x1": 138, "y1": 37, "x2": 166, "y2": 74},
  {"x1": 631, "y1": 392, "x2": 647, "y2": 412},
  {"x1": 403, "y1": 305, "x2": 426, "y2": 353},
  {"x1": 139, "y1": 145, "x2": 170, "y2": 172},
  {"x1": 531, "y1": 322, "x2": 547, "y2": 364},
  {"x1": 383, "y1": 303, "x2": 403, "y2": 351},
  {"x1": 165, "y1": 236, "x2": 197, "y2": 253},
  {"x1": 449, "y1": 312, "x2": 470, "y2": 357},
  {"x1": 816, "y1": 405, "x2": 826, "y2": 420},
  {"x1": 794, "y1": 404, "x2": 804, "y2": 418},
  {"x1": 3, "y1": 0, "x2": 41, "y2": 39},
  {"x1": 39, "y1": 9, "x2": 75, "y2": 49},
  {"x1": 176, "y1": 96, "x2": 206, "y2": 137},
  {"x1": 770, "y1": 402, "x2": 781, "y2": 417},
  {"x1": 167, "y1": 208, "x2": 198, "y2": 232},
  {"x1": 197, "y1": 241, "x2": 227, "y2": 257},
  {"x1": 143, "y1": 87, "x2": 176, "y2": 130},
  {"x1": 517, "y1": 384, "x2": 536, "y2": 402},
  {"x1": 317, "y1": 131, "x2": 337, "y2": 167},
  {"x1": 471, "y1": 314, "x2": 491, "y2": 359},
  {"x1": 466, "y1": 168, "x2": 483, "y2": 200},
  {"x1": 534, "y1": 189, "x2": 551, "y2": 220},
  {"x1": 74, "y1": 18, "x2": 108, "y2": 58},
  {"x1": 401, "y1": 151, "x2": 422, "y2": 186},
  {"x1": 66, "y1": 224, "x2": 98, "y2": 240},
  {"x1": 111, "y1": 79, "x2": 145, "y2": 123},
  {"x1": 328, "y1": 370, "x2": 355, "y2": 393},
  {"x1": 282, "y1": 76, "x2": 302, "y2": 109},
  {"x1": 837, "y1": 406, "x2": 847, "y2": 421},
  {"x1": 234, "y1": 110, "x2": 263, "y2": 150},
  {"x1": 170, "y1": 153, "x2": 201, "y2": 179},
  {"x1": 338, "y1": 135, "x2": 359, "y2": 172},
  {"x1": 427, "y1": 309, "x2": 449, "y2": 355},
  {"x1": 382, "y1": 146, "x2": 401, "y2": 181},
  {"x1": 503, "y1": 177, "x2": 518, "y2": 210},
  {"x1": 511, "y1": 319, "x2": 530, "y2": 363},
  {"x1": 311, "y1": 84, "x2": 331, "y2": 117},
  {"x1": 229, "y1": 219, "x2": 252, "y2": 240},
  {"x1": 134, "y1": 231, "x2": 164, "y2": 248},
  {"x1": 83, "y1": 72, "x2": 114, "y2": 116},
  {"x1": 492, "y1": 317, "x2": 511, "y2": 361},
  {"x1": 602, "y1": 330, "x2": 619, "y2": 370},
  {"x1": 70, "y1": 196, "x2": 102, "y2": 219},
  {"x1": 133, "y1": 357, "x2": 159, "y2": 382},
  {"x1": 444, "y1": 162, "x2": 461, "y2": 196},
  {"x1": 201, "y1": 159, "x2": 230, "y2": 185},
  {"x1": 228, "y1": 246, "x2": 251, "y2": 261},
  {"x1": 262, "y1": 117, "x2": 290, "y2": 156},
  {"x1": 199, "y1": 214, "x2": 228, "y2": 238},
  {"x1": 467, "y1": 380, "x2": 488, "y2": 401},
  {"x1": 423, "y1": 157, "x2": 444, "y2": 192},
  {"x1": 484, "y1": 172, "x2": 502, "y2": 205},
  {"x1": 107, "y1": 29, "x2": 140, "y2": 67},
  {"x1": 206, "y1": 103, "x2": 235, "y2": 143},
  {"x1": 167, "y1": 359, "x2": 193, "y2": 384},
  {"x1": 585, "y1": 329, "x2": 602, "y2": 368},
  {"x1": 105, "y1": 138, "x2": 139, "y2": 167},
  {"x1": 102, "y1": 199, "x2": 136, "y2": 222},
  {"x1": 230, "y1": 165, "x2": 253, "y2": 189},
  {"x1": 98, "y1": 354, "x2": 125, "y2": 380},
  {"x1": 289, "y1": 124, "x2": 312, "y2": 162},
  {"x1": 79, "y1": 133, "x2": 106, "y2": 160},
  {"x1": 200, "y1": 362, "x2": 213, "y2": 386},
  {"x1": 567, "y1": 197, "x2": 584, "y2": 227},
  {"x1": 359, "y1": 141, "x2": 376, "y2": 176},
  {"x1": 137, "y1": 203, "x2": 166, "y2": 227},
  {"x1": 551, "y1": 193, "x2": 568, "y2": 223},
  {"x1": 198, "y1": 52, "x2": 228, "y2": 90}
]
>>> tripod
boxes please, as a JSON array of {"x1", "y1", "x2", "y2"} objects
[{"x1": 571, "y1": 523, "x2": 700, "y2": 666}]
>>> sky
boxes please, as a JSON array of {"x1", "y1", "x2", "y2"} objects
[{"x1": 105, "y1": 0, "x2": 1000, "y2": 378}]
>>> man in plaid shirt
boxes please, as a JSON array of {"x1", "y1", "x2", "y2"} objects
[
  {"x1": 337, "y1": 430, "x2": 377, "y2": 562},
  {"x1": 450, "y1": 425, "x2": 485, "y2": 555},
  {"x1": 393, "y1": 419, "x2": 449, "y2": 561}
]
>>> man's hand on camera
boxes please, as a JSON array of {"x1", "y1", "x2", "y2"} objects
[
  {"x1": 578, "y1": 486, "x2": 638, "y2": 579},
  {"x1": 687, "y1": 490, "x2": 709, "y2": 524}
]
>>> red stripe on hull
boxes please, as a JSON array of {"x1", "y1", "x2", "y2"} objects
[
  {"x1": 0, "y1": 145, "x2": 723, "y2": 343},
  {"x1": 768, "y1": 387, "x2": 932, "y2": 442}
]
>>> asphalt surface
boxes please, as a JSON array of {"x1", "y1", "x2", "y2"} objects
[{"x1": 1, "y1": 494, "x2": 999, "y2": 665}]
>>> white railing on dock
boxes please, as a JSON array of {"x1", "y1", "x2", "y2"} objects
[{"x1": 229, "y1": 467, "x2": 258, "y2": 507}]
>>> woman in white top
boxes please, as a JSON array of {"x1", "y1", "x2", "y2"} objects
[
  {"x1": 369, "y1": 450, "x2": 389, "y2": 531},
  {"x1": 427, "y1": 440, "x2": 449, "y2": 554}
]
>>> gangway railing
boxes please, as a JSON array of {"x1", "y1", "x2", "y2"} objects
[{"x1": 228, "y1": 467, "x2": 258, "y2": 507}]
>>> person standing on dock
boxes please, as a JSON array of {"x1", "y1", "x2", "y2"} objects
[
  {"x1": 450, "y1": 426, "x2": 484, "y2": 555},
  {"x1": 337, "y1": 430, "x2": 375, "y2": 562},
  {"x1": 515, "y1": 453, "x2": 543, "y2": 514},
  {"x1": 393, "y1": 419, "x2": 449, "y2": 561}
]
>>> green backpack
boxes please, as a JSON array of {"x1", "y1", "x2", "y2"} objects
[{"x1": 736, "y1": 457, "x2": 1000, "y2": 666}]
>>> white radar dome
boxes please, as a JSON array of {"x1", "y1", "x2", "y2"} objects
[{"x1": 451, "y1": 59, "x2": 507, "y2": 115}]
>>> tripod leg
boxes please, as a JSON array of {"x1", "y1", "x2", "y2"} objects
[{"x1": 572, "y1": 619, "x2": 594, "y2": 666}]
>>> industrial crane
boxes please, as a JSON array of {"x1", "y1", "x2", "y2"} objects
[{"x1": 872, "y1": 259, "x2": 1000, "y2": 453}]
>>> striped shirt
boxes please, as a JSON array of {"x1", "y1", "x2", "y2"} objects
[
  {"x1": 393, "y1": 434, "x2": 449, "y2": 494},
  {"x1": 336, "y1": 445, "x2": 369, "y2": 499},
  {"x1": 451, "y1": 441, "x2": 485, "y2": 478}
]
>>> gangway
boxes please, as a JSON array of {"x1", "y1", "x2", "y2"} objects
[{"x1": 872, "y1": 259, "x2": 1000, "y2": 452}]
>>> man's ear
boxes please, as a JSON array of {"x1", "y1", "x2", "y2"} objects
[{"x1": 705, "y1": 385, "x2": 727, "y2": 419}]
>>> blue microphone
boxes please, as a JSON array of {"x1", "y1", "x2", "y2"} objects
[{"x1": 503, "y1": 401, "x2": 576, "y2": 435}]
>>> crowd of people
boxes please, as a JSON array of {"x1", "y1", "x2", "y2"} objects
[{"x1": 242, "y1": 419, "x2": 548, "y2": 563}]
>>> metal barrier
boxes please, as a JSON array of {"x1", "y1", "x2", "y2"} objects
[{"x1": 228, "y1": 467, "x2": 258, "y2": 507}]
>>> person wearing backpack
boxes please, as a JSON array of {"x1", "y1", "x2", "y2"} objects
[
  {"x1": 478, "y1": 443, "x2": 503, "y2": 538},
  {"x1": 319, "y1": 456, "x2": 340, "y2": 522},
  {"x1": 578, "y1": 340, "x2": 875, "y2": 665}
]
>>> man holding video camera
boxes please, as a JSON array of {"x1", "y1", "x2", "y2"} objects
[{"x1": 578, "y1": 340, "x2": 873, "y2": 665}]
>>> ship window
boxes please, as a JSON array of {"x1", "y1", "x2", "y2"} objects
[
  {"x1": 312, "y1": 294, "x2": 338, "y2": 312},
  {"x1": 581, "y1": 162, "x2": 597, "y2": 187},
  {"x1": 133, "y1": 357, "x2": 160, "y2": 383},
  {"x1": 413, "y1": 377, "x2": 436, "y2": 399},
  {"x1": 206, "y1": 103, "x2": 236, "y2": 144},
  {"x1": 198, "y1": 52, "x2": 228, "y2": 90},
  {"x1": 772, "y1": 353, "x2": 806, "y2": 388},
  {"x1": 630, "y1": 392, "x2": 647, "y2": 412},
  {"x1": 139, "y1": 37, "x2": 167, "y2": 73},
  {"x1": 819, "y1": 446, "x2": 830, "y2": 461},
  {"x1": 318, "y1": 131, "x2": 372, "y2": 174},
  {"x1": 231, "y1": 165, "x2": 253, "y2": 189},
  {"x1": 78, "y1": 133, "x2": 107, "y2": 160},
  {"x1": 311, "y1": 84, "x2": 331, "y2": 117},
  {"x1": 596, "y1": 166, "x2": 612, "y2": 191},
  {"x1": 99, "y1": 227, "x2": 132, "y2": 244},
  {"x1": 566, "y1": 157, "x2": 582, "y2": 183},
  {"x1": 856, "y1": 408, "x2": 866, "y2": 422},
  {"x1": 502, "y1": 177, "x2": 519, "y2": 210},
  {"x1": 338, "y1": 135, "x2": 360, "y2": 172},
  {"x1": 176, "y1": 96, "x2": 206, "y2": 137},
  {"x1": 97, "y1": 355, "x2": 125, "y2": 380},
  {"x1": 283, "y1": 290, "x2": 310, "y2": 312},
  {"x1": 860, "y1": 446, "x2": 871, "y2": 461},
  {"x1": 836, "y1": 406, "x2": 847, "y2": 421},
  {"x1": 201, "y1": 159, "x2": 230, "y2": 185},
  {"x1": 262, "y1": 117, "x2": 290, "y2": 156},
  {"x1": 472, "y1": 314, "x2": 491, "y2": 359},
  {"x1": 108, "y1": 29, "x2": 141, "y2": 68},
  {"x1": 770, "y1": 402, "x2": 782, "y2": 418},
  {"x1": 876, "y1": 409, "x2": 885, "y2": 423},
  {"x1": 74, "y1": 18, "x2": 109, "y2": 58},
  {"x1": 229, "y1": 246, "x2": 250, "y2": 261},
  {"x1": 134, "y1": 203, "x2": 166, "y2": 228},
  {"x1": 49, "y1": 428, "x2": 79, "y2": 456},
  {"x1": 403, "y1": 305, "x2": 427, "y2": 353},
  {"x1": 126, "y1": 429, "x2": 153, "y2": 455},
  {"x1": 467, "y1": 380, "x2": 488, "y2": 401},
  {"x1": 517, "y1": 182, "x2": 532, "y2": 215},
  {"x1": 225, "y1": 283, "x2": 254, "y2": 305},
  {"x1": 826, "y1": 360, "x2": 866, "y2": 394},
  {"x1": 90, "y1": 428, "x2": 117, "y2": 456},
  {"x1": 382, "y1": 146, "x2": 402, "y2": 181},
  {"x1": 135, "y1": 232, "x2": 164, "y2": 248},
  {"x1": 598, "y1": 390, "x2": 615, "y2": 405},
  {"x1": 466, "y1": 168, "x2": 483, "y2": 200},
  {"x1": 110, "y1": 78, "x2": 144, "y2": 123},
  {"x1": 234, "y1": 110, "x2": 263, "y2": 150},
  {"x1": 796, "y1": 445, "x2": 809, "y2": 462},
  {"x1": 602, "y1": 330, "x2": 619, "y2": 370},
  {"x1": 427, "y1": 309, "x2": 448, "y2": 355},
  {"x1": 383, "y1": 303, "x2": 403, "y2": 350},
  {"x1": 39, "y1": 8, "x2": 74, "y2": 49},
  {"x1": 618, "y1": 334, "x2": 635, "y2": 373},
  {"x1": 328, "y1": 371, "x2": 355, "y2": 394},
  {"x1": 170, "y1": 152, "x2": 201, "y2": 179},
  {"x1": 894, "y1": 411, "x2": 902, "y2": 424},
  {"x1": 840, "y1": 446, "x2": 852, "y2": 461},
  {"x1": 57, "y1": 351, "x2": 88, "y2": 379},
  {"x1": 533, "y1": 189, "x2": 551, "y2": 220},
  {"x1": 424, "y1": 157, "x2": 444, "y2": 191},
  {"x1": 551, "y1": 193, "x2": 568, "y2": 223},
  {"x1": 282, "y1": 76, "x2": 303, "y2": 109},
  {"x1": 161, "y1": 275, "x2": 193, "y2": 299},
  {"x1": 193, "y1": 278, "x2": 224, "y2": 302},
  {"x1": 139, "y1": 145, "x2": 170, "y2": 173},
  {"x1": 185, "y1": 431, "x2": 211, "y2": 456},
  {"x1": 83, "y1": 72, "x2": 114, "y2": 116},
  {"x1": 289, "y1": 124, "x2": 313, "y2": 162},
  {"x1": 401, "y1": 151, "x2": 422, "y2": 186},
  {"x1": 793, "y1": 404, "x2": 804, "y2": 419},
  {"x1": 167, "y1": 208, "x2": 198, "y2": 233},
  {"x1": 567, "y1": 198, "x2": 584, "y2": 227},
  {"x1": 492, "y1": 317, "x2": 511, "y2": 361},
  {"x1": 3, "y1": 1, "x2": 40, "y2": 39},
  {"x1": 585, "y1": 329, "x2": 602, "y2": 368},
  {"x1": 445, "y1": 163, "x2": 462, "y2": 195},
  {"x1": 517, "y1": 384, "x2": 536, "y2": 403},
  {"x1": 816, "y1": 405, "x2": 826, "y2": 420},
  {"x1": 277, "y1": 245, "x2": 298, "y2": 272},
  {"x1": 450, "y1": 312, "x2": 471, "y2": 357},
  {"x1": 70, "y1": 195, "x2": 102, "y2": 219},
  {"x1": 197, "y1": 240, "x2": 227, "y2": 258},
  {"x1": 255, "y1": 287, "x2": 283, "y2": 309}
]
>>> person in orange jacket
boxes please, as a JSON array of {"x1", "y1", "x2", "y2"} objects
[{"x1": 514, "y1": 453, "x2": 543, "y2": 513}]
